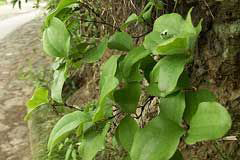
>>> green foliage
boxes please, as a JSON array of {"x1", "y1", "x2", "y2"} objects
[
  {"x1": 25, "y1": 87, "x2": 49, "y2": 120},
  {"x1": 116, "y1": 116, "x2": 138, "y2": 152},
  {"x1": 130, "y1": 116, "x2": 184, "y2": 160},
  {"x1": 108, "y1": 32, "x2": 133, "y2": 51},
  {"x1": 26, "y1": 2, "x2": 233, "y2": 159},
  {"x1": 43, "y1": 17, "x2": 70, "y2": 57},
  {"x1": 48, "y1": 111, "x2": 92, "y2": 153},
  {"x1": 185, "y1": 102, "x2": 232, "y2": 144},
  {"x1": 51, "y1": 65, "x2": 68, "y2": 103}
]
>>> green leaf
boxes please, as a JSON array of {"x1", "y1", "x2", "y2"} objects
[
  {"x1": 170, "y1": 150, "x2": 184, "y2": 160},
  {"x1": 116, "y1": 116, "x2": 138, "y2": 151},
  {"x1": 153, "y1": 13, "x2": 184, "y2": 35},
  {"x1": 45, "y1": 0, "x2": 78, "y2": 25},
  {"x1": 130, "y1": 116, "x2": 184, "y2": 160},
  {"x1": 93, "y1": 56, "x2": 120, "y2": 121},
  {"x1": 121, "y1": 13, "x2": 138, "y2": 30},
  {"x1": 150, "y1": 55, "x2": 188, "y2": 97},
  {"x1": 48, "y1": 111, "x2": 91, "y2": 153},
  {"x1": 108, "y1": 32, "x2": 133, "y2": 51},
  {"x1": 144, "y1": 9, "x2": 201, "y2": 55},
  {"x1": 155, "y1": 37, "x2": 189, "y2": 55},
  {"x1": 43, "y1": 17, "x2": 70, "y2": 57},
  {"x1": 51, "y1": 66, "x2": 68, "y2": 103},
  {"x1": 126, "y1": 63, "x2": 143, "y2": 82},
  {"x1": 81, "y1": 123, "x2": 110, "y2": 160},
  {"x1": 114, "y1": 82, "x2": 141, "y2": 113},
  {"x1": 185, "y1": 102, "x2": 232, "y2": 144},
  {"x1": 82, "y1": 37, "x2": 108, "y2": 63},
  {"x1": 184, "y1": 89, "x2": 216, "y2": 123},
  {"x1": 25, "y1": 87, "x2": 49, "y2": 120},
  {"x1": 159, "y1": 91, "x2": 185, "y2": 125},
  {"x1": 122, "y1": 46, "x2": 151, "y2": 78},
  {"x1": 140, "y1": 56, "x2": 157, "y2": 82}
]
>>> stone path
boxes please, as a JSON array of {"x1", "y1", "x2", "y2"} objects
[{"x1": 0, "y1": 16, "x2": 51, "y2": 160}]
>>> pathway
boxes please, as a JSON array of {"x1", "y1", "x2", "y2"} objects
[{"x1": 0, "y1": 3, "x2": 50, "y2": 160}]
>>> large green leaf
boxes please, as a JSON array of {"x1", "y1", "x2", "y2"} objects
[
  {"x1": 81, "y1": 123, "x2": 110, "y2": 160},
  {"x1": 150, "y1": 55, "x2": 188, "y2": 97},
  {"x1": 43, "y1": 17, "x2": 70, "y2": 57},
  {"x1": 130, "y1": 116, "x2": 184, "y2": 160},
  {"x1": 159, "y1": 91, "x2": 185, "y2": 125},
  {"x1": 93, "y1": 56, "x2": 120, "y2": 121},
  {"x1": 122, "y1": 46, "x2": 151, "y2": 78},
  {"x1": 82, "y1": 37, "x2": 108, "y2": 63},
  {"x1": 116, "y1": 116, "x2": 138, "y2": 151},
  {"x1": 108, "y1": 32, "x2": 133, "y2": 51},
  {"x1": 184, "y1": 89, "x2": 216, "y2": 123},
  {"x1": 51, "y1": 66, "x2": 67, "y2": 103},
  {"x1": 48, "y1": 111, "x2": 91, "y2": 153},
  {"x1": 114, "y1": 82, "x2": 141, "y2": 113},
  {"x1": 185, "y1": 102, "x2": 232, "y2": 144},
  {"x1": 25, "y1": 87, "x2": 49, "y2": 120}
]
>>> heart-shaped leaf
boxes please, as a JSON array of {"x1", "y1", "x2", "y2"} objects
[
  {"x1": 108, "y1": 32, "x2": 133, "y2": 51},
  {"x1": 116, "y1": 116, "x2": 138, "y2": 151},
  {"x1": 185, "y1": 102, "x2": 232, "y2": 144},
  {"x1": 184, "y1": 89, "x2": 216, "y2": 123},
  {"x1": 130, "y1": 116, "x2": 184, "y2": 160},
  {"x1": 43, "y1": 17, "x2": 70, "y2": 57},
  {"x1": 159, "y1": 91, "x2": 185, "y2": 125}
]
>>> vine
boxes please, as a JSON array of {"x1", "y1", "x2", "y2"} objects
[{"x1": 25, "y1": 0, "x2": 232, "y2": 160}]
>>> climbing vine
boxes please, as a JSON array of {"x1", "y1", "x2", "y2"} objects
[{"x1": 25, "y1": 0, "x2": 232, "y2": 159}]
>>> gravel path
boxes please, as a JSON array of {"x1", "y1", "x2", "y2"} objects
[{"x1": 0, "y1": 17, "x2": 51, "y2": 160}]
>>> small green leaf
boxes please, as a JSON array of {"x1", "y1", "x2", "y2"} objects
[
  {"x1": 114, "y1": 82, "x2": 141, "y2": 113},
  {"x1": 93, "y1": 56, "x2": 120, "y2": 121},
  {"x1": 82, "y1": 37, "x2": 108, "y2": 63},
  {"x1": 150, "y1": 55, "x2": 188, "y2": 97},
  {"x1": 130, "y1": 116, "x2": 184, "y2": 160},
  {"x1": 81, "y1": 123, "x2": 110, "y2": 160},
  {"x1": 140, "y1": 56, "x2": 157, "y2": 82},
  {"x1": 25, "y1": 87, "x2": 49, "y2": 120},
  {"x1": 159, "y1": 91, "x2": 185, "y2": 125},
  {"x1": 108, "y1": 32, "x2": 133, "y2": 51},
  {"x1": 184, "y1": 89, "x2": 216, "y2": 123},
  {"x1": 43, "y1": 17, "x2": 70, "y2": 57},
  {"x1": 51, "y1": 66, "x2": 68, "y2": 103},
  {"x1": 121, "y1": 13, "x2": 138, "y2": 30},
  {"x1": 116, "y1": 116, "x2": 138, "y2": 151},
  {"x1": 185, "y1": 102, "x2": 232, "y2": 144},
  {"x1": 65, "y1": 144, "x2": 73, "y2": 160},
  {"x1": 45, "y1": 0, "x2": 78, "y2": 25},
  {"x1": 122, "y1": 46, "x2": 151, "y2": 78},
  {"x1": 48, "y1": 111, "x2": 91, "y2": 153}
]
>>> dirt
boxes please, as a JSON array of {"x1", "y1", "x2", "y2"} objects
[{"x1": 0, "y1": 17, "x2": 51, "y2": 160}]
